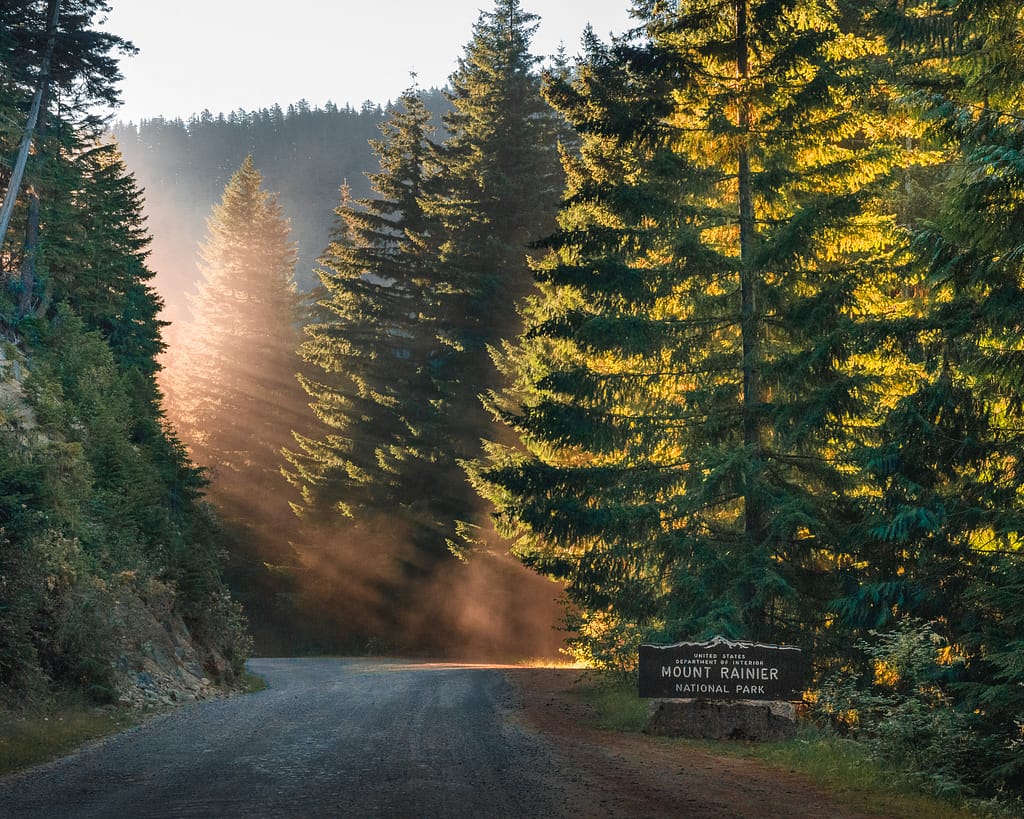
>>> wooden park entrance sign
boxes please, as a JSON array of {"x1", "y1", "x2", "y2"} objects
[{"x1": 639, "y1": 636, "x2": 805, "y2": 701}]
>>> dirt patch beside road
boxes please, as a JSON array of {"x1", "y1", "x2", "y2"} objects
[{"x1": 505, "y1": 667, "x2": 886, "y2": 819}]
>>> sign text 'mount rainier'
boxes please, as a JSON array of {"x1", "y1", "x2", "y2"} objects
[{"x1": 638, "y1": 637, "x2": 805, "y2": 701}]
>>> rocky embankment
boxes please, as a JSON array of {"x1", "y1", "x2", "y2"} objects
[
  {"x1": 1, "y1": 342, "x2": 237, "y2": 708},
  {"x1": 110, "y1": 579, "x2": 228, "y2": 708}
]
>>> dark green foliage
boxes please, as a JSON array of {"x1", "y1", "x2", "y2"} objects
[
  {"x1": 0, "y1": 0, "x2": 138, "y2": 324},
  {"x1": 827, "y1": 1, "x2": 1024, "y2": 799},
  {"x1": 289, "y1": 0, "x2": 564, "y2": 571},
  {"x1": 959, "y1": 557, "x2": 1024, "y2": 794},
  {"x1": 282, "y1": 3, "x2": 566, "y2": 652},
  {"x1": 812, "y1": 621, "x2": 977, "y2": 801},
  {"x1": 286, "y1": 90, "x2": 442, "y2": 532},
  {"x1": 1, "y1": 5, "x2": 248, "y2": 700},
  {"x1": 284, "y1": 83, "x2": 493, "y2": 646},
  {"x1": 420, "y1": 0, "x2": 565, "y2": 552},
  {"x1": 56, "y1": 144, "x2": 166, "y2": 379},
  {"x1": 0, "y1": 0, "x2": 134, "y2": 128},
  {"x1": 1, "y1": 310, "x2": 245, "y2": 701},
  {"x1": 473, "y1": 0, "x2": 902, "y2": 665}
]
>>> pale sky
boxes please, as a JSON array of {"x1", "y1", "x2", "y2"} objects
[{"x1": 101, "y1": 1, "x2": 638, "y2": 124}]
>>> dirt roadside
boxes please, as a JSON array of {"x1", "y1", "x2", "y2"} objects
[{"x1": 505, "y1": 667, "x2": 886, "y2": 819}]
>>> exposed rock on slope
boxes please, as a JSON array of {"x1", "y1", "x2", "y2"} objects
[
  {"x1": 1, "y1": 342, "x2": 243, "y2": 706},
  {"x1": 109, "y1": 577, "x2": 228, "y2": 708}
]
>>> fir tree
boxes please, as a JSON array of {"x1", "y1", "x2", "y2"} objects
[
  {"x1": 285, "y1": 89, "x2": 442, "y2": 535},
  {"x1": 0, "y1": 0, "x2": 135, "y2": 321},
  {"x1": 471, "y1": 1, "x2": 903, "y2": 665},
  {"x1": 162, "y1": 156, "x2": 305, "y2": 642},
  {"x1": 49, "y1": 142, "x2": 166, "y2": 385},
  {"x1": 289, "y1": 2, "x2": 564, "y2": 562},
  {"x1": 421, "y1": 0, "x2": 565, "y2": 554},
  {"x1": 846, "y1": 0, "x2": 1024, "y2": 794},
  {"x1": 165, "y1": 156, "x2": 301, "y2": 480},
  {"x1": 279, "y1": 89, "x2": 454, "y2": 647}
]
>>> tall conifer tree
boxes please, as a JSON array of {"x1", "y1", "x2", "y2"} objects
[
  {"x1": 285, "y1": 90, "x2": 443, "y2": 538},
  {"x1": 420, "y1": 0, "x2": 565, "y2": 554},
  {"x1": 471, "y1": 1, "x2": 902, "y2": 665},
  {"x1": 290, "y1": 2, "x2": 564, "y2": 562},
  {"x1": 165, "y1": 156, "x2": 301, "y2": 482},
  {"x1": 846, "y1": 0, "x2": 1024, "y2": 792},
  {"x1": 162, "y1": 156, "x2": 304, "y2": 639},
  {"x1": 0, "y1": 0, "x2": 135, "y2": 320},
  {"x1": 51, "y1": 143, "x2": 166, "y2": 387},
  {"x1": 280, "y1": 90, "x2": 455, "y2": 646}
]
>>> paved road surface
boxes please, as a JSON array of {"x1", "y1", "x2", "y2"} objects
[{"x1": 0, "y1": 659, "x2": 560, "y2": 818}]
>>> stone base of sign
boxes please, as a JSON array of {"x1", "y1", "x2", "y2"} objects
[{"x1": 644, "y1": 698, "x2": 797, "y2": 741}]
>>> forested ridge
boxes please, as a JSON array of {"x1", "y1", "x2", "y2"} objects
[
  {"x1": 2, "y1": 0, "x2": 1024, "y2": 807},
  {"x1": 110, "y1": 91, "x2": 451, "y2": 324}
]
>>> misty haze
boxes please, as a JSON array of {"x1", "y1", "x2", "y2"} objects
[{"x1": 2, "y1": 1, "x2": 1023, "y2": 816}]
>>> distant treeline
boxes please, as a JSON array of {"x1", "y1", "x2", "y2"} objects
[{"x1": 112, "y1": 91, "x2": 450, "y2": 321}]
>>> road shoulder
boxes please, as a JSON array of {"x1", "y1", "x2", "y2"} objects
[{"x1": 504, "y1": 667, "x2": 886, "y2": 819}]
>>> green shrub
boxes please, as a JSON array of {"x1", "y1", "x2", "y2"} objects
[
  {"x1": 187, "y1": 587, "x2": 253, "y2": 682},
  {"x1": 0, "y1": 527, "x2": 46, "y2": 700},
  {"x1": 44, "y1": 575, "x2": 122, "y2": 704},
  {"x1": 2, "y1": 313, "x2": 253, "y2": 703},
  {"x1": 812, "y1": 620, "x2": 976, "y2": 800}
]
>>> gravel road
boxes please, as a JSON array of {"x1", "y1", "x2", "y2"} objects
[{"x1": 0, "y1": 658, "x2": 562, "y2": 818}]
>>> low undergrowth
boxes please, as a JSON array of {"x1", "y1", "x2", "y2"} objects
[
  {"x1": 578, "y1": 675, "x2": 1016, "y2": 819},
  {"x1": 240, "y1": 670, "x2": 267, "y2": 694},
  {"x1": 688, "y1": 726, "x2": 1010, "y2": 819}
]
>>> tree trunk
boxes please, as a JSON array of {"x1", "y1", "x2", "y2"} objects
[
  {"x1": 736, "y1": 0, "x2": 766, "y2": 637},
  {"x1": 18, "y1": 0, "x2": 60, "y2": 318}
]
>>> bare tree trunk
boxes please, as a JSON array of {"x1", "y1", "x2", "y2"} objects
[{"x1": 15, "y1": 0, "x2": 61, "y2": 318}]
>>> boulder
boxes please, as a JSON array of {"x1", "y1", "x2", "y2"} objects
[{"x1": 644, "y1": 698, "x2": 797, "y2": 741}]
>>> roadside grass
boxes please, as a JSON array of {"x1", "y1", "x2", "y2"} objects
[
  {"x1": 0, "y1": 697, "x2": 141, "y2": 777},
  {"x1": 578, "y1": 676, "x2": 1011, "y2": 819},
  {"x1": 1, "y1": 673, "x2": 267, "y2": 778},
  {"x1": 681, "y1": 727, "x2": 1009, "y2": 819},
  {"x1": 241, "y1": 670, "x2": 267, "y2": 693}
]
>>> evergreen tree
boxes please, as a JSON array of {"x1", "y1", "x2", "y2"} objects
[
  {"x1": 47, "y1": 142, "x2": 166, "y2": 385},
  {"x1": 844, "y1": 0, "x2": 1024, "y2": 794},
  {"x1": 285, "y1": 89, "x2": 441, "y2": 534},
  {"x1": 0, "y1": 0, "x2": 250, "y2": 705},
  {"x1": 0, "y1": 0, "x2": 135, "y2": 321},
  {"x1": 280, "y1": 90, "x2": 450, "y2": 649},
  {"x1": 420, "y1": 0, "x2": 565, "y2": 554},
  {"x1": 162, "y1": 156, "x2": 305, "y2": 643},
  {"x1": 282, "y1": 4, "x2": 565, "y2": 649},
  {"x1": 165, "y1": 155, "x2": 301, "y2": 483},
  {"x1": 289, "y1": 1, "x2": 564, "y2": 561},
  {"x1": 471, "y1": 1, "x2": 902, "y2": 665}
]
